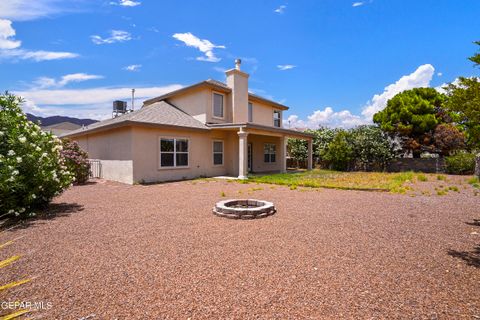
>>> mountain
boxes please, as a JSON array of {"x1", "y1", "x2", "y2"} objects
[{"x1": 26, "y1": 113, "x2": 98, "y2": 127}]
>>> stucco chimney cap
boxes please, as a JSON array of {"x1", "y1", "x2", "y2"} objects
[{"x1": 235, "y1": 59, "x2": 241, "y2": 70}]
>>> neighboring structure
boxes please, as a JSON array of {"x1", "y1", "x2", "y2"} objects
[
  {"x1": 63, "y1": 60, "x2": 313, "y2": 184},
  {"x1": 43, "y1": 121, "x2": 82, "y2": 136}
]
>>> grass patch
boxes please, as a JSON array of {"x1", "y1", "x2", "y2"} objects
[
  {"x1": 417, "y1": 174, "x2": 428, "y2": 182},
  {"x1": 220, "y1": 191, "x2": 226, "y2": 197},
  {"x1": 437, "y1": 175, "x2": 446, "y2": 181},
  {"x1": 468, "y1": 176, "x2": 480, "y2": 189},
  {"x1": 246, "y1": 169, "x2": 417, "y2": 192}
]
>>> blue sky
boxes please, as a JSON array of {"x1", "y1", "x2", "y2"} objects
[{"x1": 0, "y1": 0, "x2": 479, "y2": 128}]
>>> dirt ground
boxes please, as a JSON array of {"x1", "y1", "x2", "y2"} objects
[{"x1": 1, "y1": 178, "x2": 479, "y2": 319}]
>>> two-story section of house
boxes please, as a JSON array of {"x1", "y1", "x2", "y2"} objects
[{"x1": 63, "y1": 60, "x2": 313, "y2": 184}]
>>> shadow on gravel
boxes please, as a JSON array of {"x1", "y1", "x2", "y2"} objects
[
  {"x1": 466, "y1": 219, "x2": 480, "y2": 227},
  {"x1": 1, "y1": 202, "x2": 84, "y2": 231},
  {"x1": 448, "y1": 246, "x2": 480, "y2": 268}
]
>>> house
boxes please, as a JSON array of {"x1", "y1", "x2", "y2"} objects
[
  {"x1": 63, "y1": 60, "x2": 314, "y2": 184},
  {"x1": 43, "y1": 121, "x2": 82, "y2": 136}
]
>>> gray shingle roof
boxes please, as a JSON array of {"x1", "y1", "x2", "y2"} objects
[{"x1": 62, "y1": 101, "x2": 208, "y2": 137}]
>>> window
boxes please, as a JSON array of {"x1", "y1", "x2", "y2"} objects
[
  {"x1": 213, "y1": 140, "x2": 224, "y2": 165},
  {"x1": 273, "y1": 110, "x2": 281, "y2": 127},
  {"x1": 248, "y1": 102, "x2": 253, "y2": 122},
  {"x1": 160, "y1": 138, "x2": 189, "y2": 168},
  {"x1": 264, "y1": 143, "x2": 276, "y2": 163},
  {"x1": 213, "y1": 93, "x2": 224, "y2": 118}
]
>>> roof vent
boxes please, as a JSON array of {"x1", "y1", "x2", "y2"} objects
[{"x1": 235, "y1": 58, "x2": 241, "y2": 70}]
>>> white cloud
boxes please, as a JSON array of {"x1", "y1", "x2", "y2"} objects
[
  {"x1": 277, "y1": 64, "x2": 296, "y2": 71},
  {"x1": 16, "y1": 84, "x2": 183, "y2": 120},
  {"x1": 0, "y1": 19, "x2": 21, "y2": 49},
  {"x1": 0, "y1": 19, "x2": 78, "y2": 61},
  {"x1": 284, "y1": 64, "x2": 436, "y2": 129},
  {"x1": 274, "y1": 5, "x2": 286, "y2": 14},
  {"x1": 91, "y1": 30, "x2": 132, "y2": 45},
  {"x1": 172, "y1": 32, "x2": 225, "y2": 62},
  {"x1": 361, "y1": 64, "x2": 435, "y2": 119},
  {"x1": 123, "y1": 64, "x2": 141, "y2": 72},
  {"x1": 110, "y1": 0, "x2": 141, "y2": 7},
  {"x1": 352, "y1": 2, "x2": 365, "y2": 7},
  {"x1": 0, "y1": 0, "x2": 68, "y2": 21},
  {"x1": 437, "y1": 72, "x2": 443, "y2": 77},
  {"x1": 33, "y1": 73, "x2": 103, "y2": 89}
]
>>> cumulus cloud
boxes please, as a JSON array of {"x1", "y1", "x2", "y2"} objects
[
  {"x1": 16, "y1": 84, "x2": 183, "y2": 120},
  {"x1": 0, "y1": 18, "x2": 78, "y2": 61},
  {"x1": 361, "y1": 64, "x2": 435, "y2": 119},
  {"x1": 0, "y1": 19, "x2": 21, "y2": 49},
  {"x1": 91, "y1": 30, "x2": 132, "y2": 45},
  {"x1": 33, "y1": 73, "x2": 103, "y2": 89},
  {"x1": 123, "y1": 64, "x2": 141, "y2": 72},
  {"x1": 110, "y1": 0, "x2": 141, "y2": 7},
  {"x1": 277, "y1": 64, "x2": 296, "y2": 71},
  {"x1": 172, "y1": 32, "x2": 225, "y2": 62},
  {"x1": 274, "y1": 5, "x2": 286, "y2": 14},
  {"x1": 284, "y1": 64, "x2": 436, "y2": 129}
]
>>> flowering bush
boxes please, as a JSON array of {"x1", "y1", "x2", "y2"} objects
[
  {"x1": 61, "y1": 139, "x2": 90, "y2": 184},
  {"x1": 0, "y1": 92, "x2": 74, "y2": 218}
]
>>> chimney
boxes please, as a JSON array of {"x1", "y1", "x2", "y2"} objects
[{"x1": 226, "y1": 59, "x2": 249, "y2": 123}]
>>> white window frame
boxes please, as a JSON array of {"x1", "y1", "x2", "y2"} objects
[
  {"x1": 273, "y1": 110, "x2": 281, "y2": 127},
  {"x1": 212, "y1": 140, "x2": 224, "y2": 166},
  {"x1": 159, "y1": 137, "x2": 190, "y2": 169},
  {"x1": 248, "y1": 102, "x2": 253, "y2": 122},
  {"x1": 212, "y1": 91, "x2": 225, "y2": 119},
  {"x1": 264, "y1": 143, "x2": 276, "y2": 163}
]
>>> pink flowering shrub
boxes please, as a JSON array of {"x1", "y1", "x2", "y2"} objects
[
  {"x1": 61, "y1": 139, "x2": 90, "y2": 184},
  {"x1": 0, "y1": 93, "x2": 74, "y2": 219}
]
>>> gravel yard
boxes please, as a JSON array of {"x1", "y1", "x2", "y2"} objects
[{"x1": 1, "y1": 178, "x2": 479, "y2": 319}]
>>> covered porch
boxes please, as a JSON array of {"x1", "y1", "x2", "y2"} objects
[{"x1": 209, "y1": 123, "x2": 314, "y2": 179}]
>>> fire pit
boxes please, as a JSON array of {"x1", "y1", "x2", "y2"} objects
[{"x1": 213, "y1": 199, "x2": 276, "y2": 219}]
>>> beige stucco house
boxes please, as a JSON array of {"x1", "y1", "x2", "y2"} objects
[{"x1": 63, "y1": 60, "x2": 313, "y2": 184}]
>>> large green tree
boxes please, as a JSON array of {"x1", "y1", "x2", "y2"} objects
[
  {"x1": 443, "y1": 77, "x2": 480, "y2": 149},
  {"x1": 373, "y1": 87, "x2": 448, "y2": 157},
  {"x1": 469, "y1": 41, "x2": 480, "y2": 66}
]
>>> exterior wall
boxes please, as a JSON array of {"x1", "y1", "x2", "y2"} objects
[
  {"x1": 387, "y1": 158, "x2": 446, "y2": 173},
  {"x1": 92, "y1": 159, "x2": 134, "y2": 184},
  {"x1": 249, "y1": 100, "x2": 282, "y2": 128},
  {"x1": 131, "y1": 126, "x2": 237, "y2": 183},
  {"x1": 248, "y1": 134, "x2": 282, "y2": 173},
  {"x1": 74, "y1": 127, "x2": 133, "y2": 160},
  {"x1": 227, "y1": 69, "x2": 249, "y2": 123}
]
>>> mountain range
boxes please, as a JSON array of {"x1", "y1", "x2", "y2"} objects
[{"x1": 26, "y1": 114, "x2": 98, "y2": 127}]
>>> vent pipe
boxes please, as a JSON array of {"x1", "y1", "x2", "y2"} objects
[{"x1": 131, "y1": 88, "x2": 136, "y2": 111}]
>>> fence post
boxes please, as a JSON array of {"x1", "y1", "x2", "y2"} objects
[{"x1": 475, "y1": 153, "x2": 480, "y2": 179}]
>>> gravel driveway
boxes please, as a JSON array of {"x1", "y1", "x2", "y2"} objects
[{"x1": 1, "y1": 179, "x2": 479, "y2": 319}]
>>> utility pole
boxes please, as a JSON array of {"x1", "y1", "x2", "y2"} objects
[{"x1": 131, "y1": 88, "x2": 135, "y2": 111}]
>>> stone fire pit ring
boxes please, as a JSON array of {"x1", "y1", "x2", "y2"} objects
[{"x1": 213, "y1": 199, "x2": 276, "y2": 219}]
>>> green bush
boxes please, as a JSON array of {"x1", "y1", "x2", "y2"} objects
[
  {"x1": 445, "y1": 152, "x2": 476, "y2": 174},
  {"x1": 321, "y1": 130, "x2": 354, "y2": 171},
  {"x1": 0, "y1": 93, "x2": 74, "y2": 218},
  {"x1": 61, "y1": 139, "x2": 90, "y2": 184}
]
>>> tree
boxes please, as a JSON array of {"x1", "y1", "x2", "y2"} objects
[
  {"x1": 287, "y1": 138, "x2": 308, "y2": 167},
  {"x1": 443, "y1": 77, "x2": 480, "y2": 149},
  {"x1": 0, "y1": 92, "x2": 74, "y2": 218},
  {"x1": 373, "y1": 87, "x2": 448, "y2": 157},
  {"x1": 433, "y1": 124, "x2": 466, "y2": 156},
  {"x1": 61, "y1": 139, "x2": 91, "y2": 184},
  {"x1": 321, "y1": 130, "x2": 354, "y2": 171},
  {"x1": 469, "y1": 41, "x2": 480, "y2": 67},
  {"x1": 349, "y1": 125, "x2": 397, "y2": 170}
]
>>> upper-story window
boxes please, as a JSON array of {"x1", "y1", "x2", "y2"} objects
[
  {"x1": 273, "y1": 110, "x2": 281, "y2": 127},
  {"x1": 248, "y1": 102, "x2": 253, "y2": 122},
  {"x1": 213, "y1": 92, "x2": 224, "y2": 118}
]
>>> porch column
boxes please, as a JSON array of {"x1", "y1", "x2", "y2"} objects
[
  {"x1": 281, "y1": 136, "x2": 287, "y2": 173},
  {"x1": 307, "y1": 138, "x2": 313, "y2": 170},
  {"x1": 237, "y1": 129, "x2": 249, "y2": 179}
]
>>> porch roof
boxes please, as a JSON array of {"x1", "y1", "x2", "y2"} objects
[{"x1": 207, "y1": 123, "x2": 314, "y2": 139}]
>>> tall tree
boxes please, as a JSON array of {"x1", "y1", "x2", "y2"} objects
[
  {"x1": 443, "y1": 77, "x2": 480, "y2": 149},
  {"x1": 469, "y1": 41, "x2": 480, "y2": 67},
  {"x1": 373, "y1": 88, "x2": 448, "y2": 157}
]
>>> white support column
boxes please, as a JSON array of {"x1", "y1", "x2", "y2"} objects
[
  {"x1": 307, "y1": 138, "x2": 313, "y2": 170},
  {"x1": 281, "y1": 136, "x2": 288, "y2": 173},
  {"x1": 237, "y1": 129, "x2": 249, "y2": 179}
]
